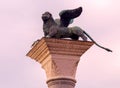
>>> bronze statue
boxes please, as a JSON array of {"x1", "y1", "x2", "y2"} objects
[
  {"x1": 42, "y1": 11, "x2": 87, "y2": 40},
  {"x1": 41, "y1": 7, "x2": 112, "y2": 52}
]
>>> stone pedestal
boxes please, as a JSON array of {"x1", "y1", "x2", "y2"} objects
[{"x1": 26, "y1": 38, "x2": 93, "y2": 88}]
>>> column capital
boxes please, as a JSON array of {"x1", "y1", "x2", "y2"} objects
[{"x1": 26, "y1": 37, "x2": 93, "y2": 88}]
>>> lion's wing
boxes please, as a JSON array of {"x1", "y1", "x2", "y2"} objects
[{"x1": 59, "y1": 7, "x2": 83, "y2": 27}]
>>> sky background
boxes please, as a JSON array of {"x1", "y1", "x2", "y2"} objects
[{"x1": 0, "y1": 0, "x2": 120, "y2": 88}]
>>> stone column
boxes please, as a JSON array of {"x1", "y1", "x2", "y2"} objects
[{"x1": 26, "y1": 38, "x2": 93, "y2": 88}]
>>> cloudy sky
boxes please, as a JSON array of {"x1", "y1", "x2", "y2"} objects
[{"x1": 0, "y1": 0, "x2": 120, "y2": 88}]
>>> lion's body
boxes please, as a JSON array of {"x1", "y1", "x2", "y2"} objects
[{"x1": 42, "y1": 12, "x2": 87, "y2": 40}]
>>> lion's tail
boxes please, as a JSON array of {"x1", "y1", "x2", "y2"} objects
[{"x1": 83, "y1": 31, "x2": 112, "y2": 52}]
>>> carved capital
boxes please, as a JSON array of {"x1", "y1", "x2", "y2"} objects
[{"x1": 26, "y1": 37, "x2": 93, "y2": 88}]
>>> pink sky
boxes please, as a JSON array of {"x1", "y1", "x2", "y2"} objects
[{"x1": 0, "y1": 0, "x2": 120, "y2": 88}]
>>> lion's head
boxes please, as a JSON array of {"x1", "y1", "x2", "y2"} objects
[{"x1": 42, "y1": 12, "x2": 52, "y2": 22}]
